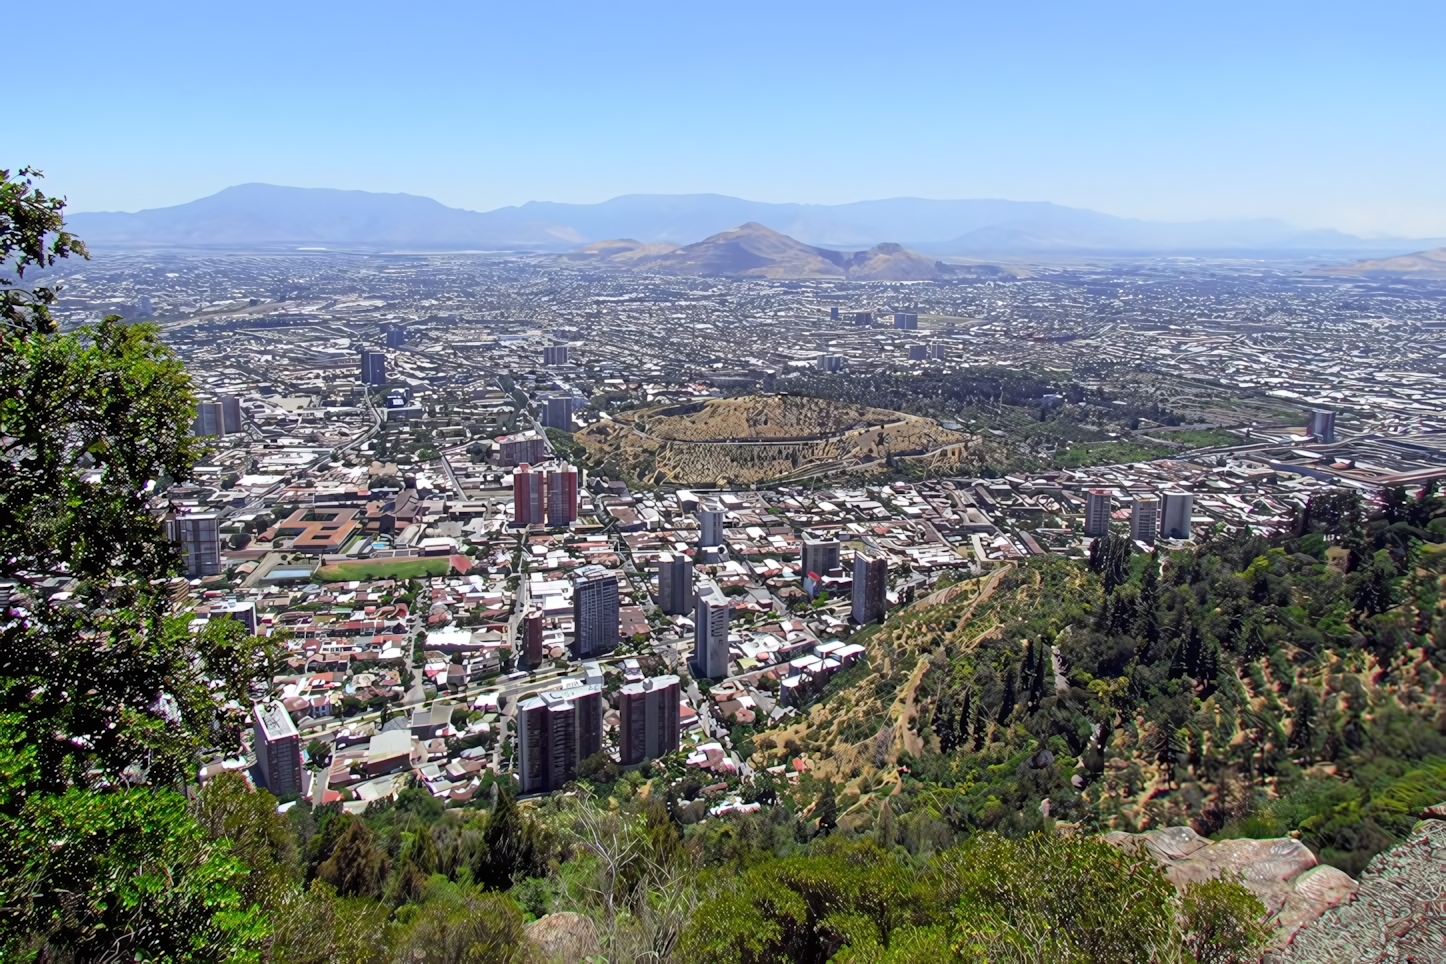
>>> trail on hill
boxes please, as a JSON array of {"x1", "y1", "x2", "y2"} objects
[{"x1": 892, "y1": 565, "x2": 1012, "y2": 761}]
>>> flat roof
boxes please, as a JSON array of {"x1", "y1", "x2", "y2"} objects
[{"x1": 254, "y1": 701, "x2": 298, "y2": 741}]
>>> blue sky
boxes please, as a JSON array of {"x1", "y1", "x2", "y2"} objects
[{"x1": 15, "y1": 1, "x2": 1446, "y2": 236}]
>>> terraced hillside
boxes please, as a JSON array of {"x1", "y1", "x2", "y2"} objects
[
  {"x1": 743, "y1": 493, "x2": 1446, "y2": 881},
  {"x1": 576, "y1": 393, "x2": 1000, "y2": 486}
]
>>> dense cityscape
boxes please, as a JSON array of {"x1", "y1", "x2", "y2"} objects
[
  {"x1": 30, "y1": 247, "x2": 1441, "y2": 795},
  {"x1": 8, "y1": 7, "x2": 1446, "y2": 954},
  {"x1": 6, "y1": 222, "x2": 1443, "y2": 960}
]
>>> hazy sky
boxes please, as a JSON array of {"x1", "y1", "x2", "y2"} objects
[{"x1": 16, "y1": 1, "x2": 1446, "y2": 236}]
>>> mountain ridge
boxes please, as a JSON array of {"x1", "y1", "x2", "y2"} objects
[{"x1": 65, "y1": 183, "x2": 1445, "y2": 256}]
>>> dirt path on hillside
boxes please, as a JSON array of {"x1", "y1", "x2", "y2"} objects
[{"x1": 892, "y1": 564, "x2": 1012, "y2": 760}]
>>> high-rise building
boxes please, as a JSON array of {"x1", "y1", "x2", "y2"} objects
[
  {"x1": 694, "y1": 581, "x2": 731, "y2": 679},
  {"x1": 497, "y1": 431, "x2": 547, "y2": 466},
  {"x1": 815, "y1": 354, "x2": 845, "y2": 372},
  {"x1": 540, "y1": 394, "x2": 574, "y2": 430},
  {"x1": 851, "y1": 551, "x2": 888, "y2": 625},
  {"x1": 518, "y1": 684, "x2": 603, "y2": 793},
  {"x1": 543, "y1": 345, "x2": 569, "y2": 366},
  {"x1": 1160, "y1": 491, "x2": 1195, "y2": 540},
  {"x1": 572, "y1": 565, "x2": 619, "y2": 657},
  {"x1": 829, "y1": 306, "x2": 840, "y2": 320},
  {"x1": 893, "y1": 312, "x2": 919, "y2": 330},
  {"x1": 167, "y1": 512, "x2": 221, "y2": 577},
  {"x1": 1130, "y1": 496, "x2": 1160, "y2": 545},
  {"x1": 193, "y1": 401, "x2": 224, "y2": 437},
  {"x1": 220, "y1": 395, "x2": 243, "y2": 434},
  {"x1": 1307, "y1": 409, "x2": 1336, "y2": 444},
  {"x1": 697, "y1": 506, "x2": 725, "y2": 549},
  {"x1": 656, "y1": 552, "x2": 694, "y2": 615},
  {"x1": 1084, "y1": 488, "x2": 1113, "y2": 538},
  {"x1": 359, "y1": 348, "x2": 388, "y2": 385},
  {"x1": 513, "y1": 463, "x2": 545, "y2": 527},
  {"x1": 908, "y1": 344, "x2": 929, "y2": 361},
  {"x1": 252, "y1": 701, "x2": 301, "y2": 798},
  {"x1": 854, "y1": 311, "x2": 874, "y2": 327},
  {"x1": 522, "y1": 608, "x2": 545, "y2": 667},
  {"x1": 929, "y1": 342, "x2": 949, "y2": 360},
  {"x1": 619, "y1": 674, "x2": 681, "y2": 765},
  {"x1": 215, "y1": 600, "x2": 258, "y2": 633},
  {"x1": 802, "y1": 539, "x2": 841, "y2": 581},
  {"x1": 546, "y1": 463, "x2": 579, "y2": 526},
  {"x1": 384, "y1": 326, "x2": 408, "y2": 349}
]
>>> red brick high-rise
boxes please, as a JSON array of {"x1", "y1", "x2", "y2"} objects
[
  {"x1": 514, "y1": 463, "x2": 545, "y2": 526},
  {"x1": 546, "y1": 463, "x2": 578, "y2": 526}
]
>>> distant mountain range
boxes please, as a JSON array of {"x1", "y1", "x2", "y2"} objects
[
  {"x1": 66, "y1": 184, "x2": 1446, "y2": 256},
  {"x1": 562, "y1": 223, "x2": 1002, "y2": 281},
  {"x1": 1311, "y1": 246, "x2": 1446, "y2": 279}
]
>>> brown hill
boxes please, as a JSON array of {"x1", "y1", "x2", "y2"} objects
[
  {"x1": 1312, "y1": 246, "x2": 1446, "y2": 278},
  {"x1": 842, "y1": 241, "x2": 942, "y2": 281},
  {"x1": 560, "y1": 238, "x2": 678, "y2": 263},
  {"x1": 566, "y1": 222, "x2": 966, "y2": 280},
  {"x1": 574, "y1": 394, "x2": 994, "y2": 486}
]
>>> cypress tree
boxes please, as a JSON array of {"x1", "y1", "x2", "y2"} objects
[{"x1": 998, "y1": 666, "x2": 1017, "y2": 724}]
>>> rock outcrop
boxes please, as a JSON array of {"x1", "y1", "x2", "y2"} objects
[
  {"x1": 525, "y1": 912, "x2": 601, "y2": 962},
  {"x1": 1275, "y1": 813, "x2": 1446, "y2": 963},
  {"x1": 1104, "y1": 826, "x2": 1358, "y2": 946}
]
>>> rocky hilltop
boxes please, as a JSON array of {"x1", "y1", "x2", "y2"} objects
[
  {"x1": 565, "y1": 222, "x2": 971, "y2": 280},
  {"x1": 1106, "y1": 826, "x2": 1358, "y2": 948}
]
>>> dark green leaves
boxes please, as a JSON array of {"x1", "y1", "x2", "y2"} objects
[{"x1": 0, "y1": 168, "x2": 88, "y2": 334}]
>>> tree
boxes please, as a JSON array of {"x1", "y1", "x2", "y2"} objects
[
  {"x1": 678, "y1": 843, "x2": 919, "y2": 964},
  {"x1": 814, "y1": 790, "x2": 838, "y2": 835},
  {"x1": 0, "y1": 787, "x2": 267, "y2": 961},
  {"x1": 1179, "y1": 874, "x2": 1269, "y2": 964},
  {"x1": 390, "y1": 881, "x2": 531, "y2": 964},
  {"x1": 191, "y1": 771, "x2": 298, "y2": 910},
  {"x1": 938, "y1": 831, "x2": 1177, "y2": 963},
  {"x1": 875, "y1": 799, "x2": 896, "y2": 849},
  {"x1": 1290, "y1": 687, "x2": 1320, "y2": 763},
  {"x1": 307, "y1": 737, "x2": 333, "y2": 770},
  {"x1": 0, "y1": 182, "x2": 278, "y2": 960},
  {"x1": 0, "y1": 168, "x2": 87, "y2": 334},
  {"x1": 472, "y1": 791, "x2": 553, "y2": 890},
  {"x1": 317, "y1": 818, "x2": 391, "y2": 899}
]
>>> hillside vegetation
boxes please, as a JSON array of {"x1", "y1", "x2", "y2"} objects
[
  {"x1": 760, "y1": 486, "x2": 1446, "y2": 877},
  {"x1": 575, "y1": 394, "x2": 1002, "y2": 487}
]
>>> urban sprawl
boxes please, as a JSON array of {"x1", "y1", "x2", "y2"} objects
[{"x1": 46, "y1": 249, "x2": 1446, "y2": 812}]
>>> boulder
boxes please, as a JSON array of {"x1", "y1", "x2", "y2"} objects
[
  {"x1": 526, "y1": 912, "x2": 600, "y2": 963},
  {"x1": 1271, "y1": 865, "x2": 1359, "y2": 942},
  {"x1": 1105, "y1": 828, "x2": 1356, "y2": 946}
]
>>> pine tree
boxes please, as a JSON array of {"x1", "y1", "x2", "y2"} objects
[
  {"x1": 1242, "y1": 621, "x2": 1267, "y2": 662},
  {"x1": 956, "y1": 688, "x2": 973, "y2": 752},
  {"x1": 1290, "y1": 687, "x2": 1319, "y2": 762},
  {"x1": 998, "y1": 667, "x2": 1018, "y2": 724}
]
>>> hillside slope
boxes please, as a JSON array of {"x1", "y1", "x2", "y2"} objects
[
  {"x1": 757, "y1": 496, "x2": 1446, "y2": 880},
  {"x1": 574, "y1": 394, "x2": 992, "y2": 485},
  {"x1": 1313, "y1": 246, "x2": 1446, "y2": 279}
]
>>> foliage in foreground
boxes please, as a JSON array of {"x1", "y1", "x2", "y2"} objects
[{"x1": 173, "y1": 771, "x2": 1266, "y2": 964}]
